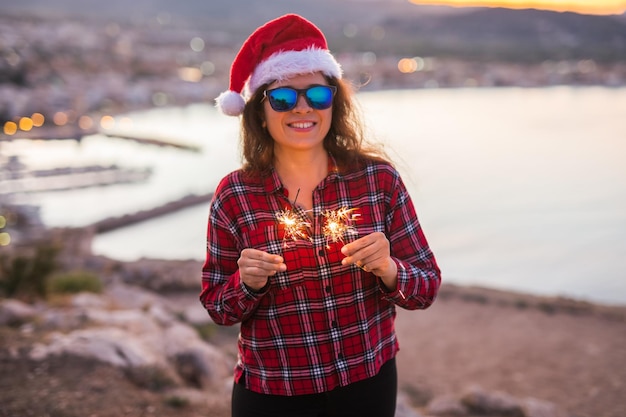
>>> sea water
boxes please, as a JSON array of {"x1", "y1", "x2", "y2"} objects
[{"x1": 3, "y1": 87, "x2": 625, "y2": 305}]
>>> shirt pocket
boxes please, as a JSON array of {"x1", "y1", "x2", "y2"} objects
[{"x1": 242, "y1": 224, "x2": 307, "y2": 291}]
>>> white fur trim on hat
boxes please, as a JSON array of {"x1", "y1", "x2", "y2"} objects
[
  {"x1": 248, "y1": 47, "x2": 342, "y2": 94},
  {"x1": 215, "y1": 90, "x2": 246, "y2": 117}
]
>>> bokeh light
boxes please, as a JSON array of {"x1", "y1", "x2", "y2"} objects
[
  {"x1": 398, "y1": 58, "x2": 418, "y2": 73},
  {"x1": 0, "y1": 215, "x2": 10, "y2": 247},
  {"x1": 397, "y1": 57, "x2": 427, "y2": 73},
  {"x1": 3, "y1": 121, "x2": 17, "y2": 135},
  {"x1": 31, "y1": 112, "x2": 45, "y2": 127},
  {"x1": 53, "y1": 112, "x2": 68, "y2": 126},
  {"x1": 100, "y1": 115, "x2": 116, "y2": 129},
  {"x1": 178, "y1": 67, "x2": 203, "y2": 82},
  {"x1": 19, "y1": 117, "x2": 34, "y2": 131},
  {"x1": 200, "y1": 61, "x2": 215, "y2": 76},
  {"x1": 190, "y1": 37, "x2": 205, "y2": 52},
  {"x1": 78, "y1": 115, "x2": 94, "y2": 130},
  {"x1": 0, "y1": 232, "x2": 10, "y2": 247}
]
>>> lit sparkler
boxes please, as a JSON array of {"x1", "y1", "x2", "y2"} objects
[
  {"x1": 275, "y1": 208, "x2": 311, "y2": 248},
  {"x1": 275, "y1": 189, "x2": 312, "y2": 248},
  {"x1": 322, "y1": 207, "x2": 360, "y2": 248}
]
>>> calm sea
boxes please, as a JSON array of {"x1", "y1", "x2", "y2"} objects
[{"x1": 4, "y1": 87, "x2": 626, "y2": 305}]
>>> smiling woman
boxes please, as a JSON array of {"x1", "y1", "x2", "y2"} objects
[
  {"x1": 202, "y1": 13, "x2": 441, "y2": 417},
  {"x1": 408, "y1": 0, "x2": 626, "y2": 15}
]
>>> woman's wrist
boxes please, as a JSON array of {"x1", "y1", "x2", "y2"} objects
[
  {"x1": 378, "y1": 259, "x2": 398, "y2": 291},
  {"x1": 243, "y1": 279, "x2": 270, "y2": 294}
]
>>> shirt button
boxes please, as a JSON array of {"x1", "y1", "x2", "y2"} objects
[
  {"x1": 318, "y1": 249, "x2": 324, "y2": 257},
  {"x1": 325, "y1": 286, "x2": 331, "y2": 294},
  {"x1": 331, "y1": 320, "x2": 338, "y2": 328},
  {"x1": 337, "y1": 353, "x2": 344, "y2": 360}
]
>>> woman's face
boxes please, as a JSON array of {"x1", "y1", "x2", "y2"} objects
[{"x1": 263, "y1": 72, "x2": 333, "y2": 155}]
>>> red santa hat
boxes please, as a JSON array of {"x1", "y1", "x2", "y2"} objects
[{"x1": 216, "y1": 14, "x2": 343, "y2": 116}]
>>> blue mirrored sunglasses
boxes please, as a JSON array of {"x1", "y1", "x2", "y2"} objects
[{"x1": 263, "y1": 85, "x2": 337, "y2": 112}]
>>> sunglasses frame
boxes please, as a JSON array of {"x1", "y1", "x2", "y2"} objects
[{"x1": 263, "y1": 84, "x2": 337, "y2": 112}]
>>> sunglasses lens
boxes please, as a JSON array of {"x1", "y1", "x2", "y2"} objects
[
  {"x1": 267, "y1": 88, "x2": 298, "y2": 111},
  {"x1": 266, "y1": 86, "x2": 335, "y2": 112},
  {"x1": 306, "y1": 86, "x2": 334, "y2": 110}
]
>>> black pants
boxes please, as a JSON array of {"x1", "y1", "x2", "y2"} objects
[{"x1": 231, "y1": 358, "x2": 397, "y2": 417}]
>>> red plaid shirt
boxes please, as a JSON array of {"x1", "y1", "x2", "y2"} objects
[{"x1": 200, "y1": 158, "x2": 441, "y2": 396}]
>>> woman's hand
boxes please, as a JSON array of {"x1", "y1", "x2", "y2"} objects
[
  {"x1": 238, "y1": 248, "x2": 286, "y2": 291},
  {"x1": 341, "y1": 232, "x2": 398, "y2": 291}
]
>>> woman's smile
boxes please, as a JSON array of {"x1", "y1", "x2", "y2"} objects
[{"x1": 288, "y1": 121, "x2": 315, "y2": 129}]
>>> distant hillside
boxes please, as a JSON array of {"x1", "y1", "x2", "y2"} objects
[
  {"x1": 2, "y1": 0, "x2": 625, "y2": 62},
  {"x1": 377, "y1": 7, "x2": 626, "y2": 62}
]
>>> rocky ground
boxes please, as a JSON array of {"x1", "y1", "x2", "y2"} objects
[
  {"x1": 394, "y1": 285, "x2": 626, "y2": 417},
  {"x1": 1, "y1": 253, "x2": 625, "y2": 417}
]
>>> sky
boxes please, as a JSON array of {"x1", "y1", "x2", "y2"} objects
[{"x1": 409, "y1": 0, "x2": 626, "y2": 15}]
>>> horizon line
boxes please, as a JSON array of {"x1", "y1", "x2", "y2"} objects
[{"x1": 408, "y1": 0, "x2": 626, "y2": 16}]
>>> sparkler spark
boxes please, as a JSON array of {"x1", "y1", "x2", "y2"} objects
[
  {"x1": 322, "y1": 207, "x2": 360, "y2": 247},
  {"x1": 276, "y1": 208, "x2": 311, "y2": 248}
]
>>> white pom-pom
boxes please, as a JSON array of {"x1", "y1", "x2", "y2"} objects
[{"x1": 216, "y1": 90, "x2": 246, "y2": 116}]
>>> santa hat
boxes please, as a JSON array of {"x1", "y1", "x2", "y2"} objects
[{"x1": 216, "y1": 14, "x2": 343, "y2": 116}]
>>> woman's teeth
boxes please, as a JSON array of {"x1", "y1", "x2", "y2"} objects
[{"x1": 290, "y1": 122, "x2": 314, "y2": 129}]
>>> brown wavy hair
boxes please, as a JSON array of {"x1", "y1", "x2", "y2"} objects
[{"x1": 240, "y1": 76, "x2": 389, "y2": 176}]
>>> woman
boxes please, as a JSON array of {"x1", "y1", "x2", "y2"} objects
[{"x1": 200, "y1": 14, "x2": 441, "y2": 417}]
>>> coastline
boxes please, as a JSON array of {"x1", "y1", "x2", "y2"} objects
[{"x1": 90, "y1": 192, "x2": 214, "y2": 233}]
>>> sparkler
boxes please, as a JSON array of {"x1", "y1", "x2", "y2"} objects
[
  {"x1": 322, "y1": 207, "x2": 360, "y2": 248},
  {"x1": 275, "y1": 189, "x2": 311, "y2": 248},
  {"x1": 275, "y1": 207, "x2": 311, "y2": 248}
]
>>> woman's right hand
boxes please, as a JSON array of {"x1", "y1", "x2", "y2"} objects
[{"x1": 237, "y1": 248, "x2": 286, "y2": 291}]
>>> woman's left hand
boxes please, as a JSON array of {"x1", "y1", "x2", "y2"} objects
[{"x1": 341, "y1": 232, "x2": 398, "y2": 290}]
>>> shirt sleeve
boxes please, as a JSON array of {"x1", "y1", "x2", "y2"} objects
[
  {"x1": 378, "y1": 170, "x2": 441, "y2": 310},
  {"x1": 199, "y1": 183, "x2": 268, "y2": 325}
]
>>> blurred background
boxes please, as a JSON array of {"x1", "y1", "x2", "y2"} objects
[
  {"x1": 1, "y1": 0, "x2": 625, "y2": 305},
  {"x1": 2, "y1": 2, "x2": 626, "y2": 417}
]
